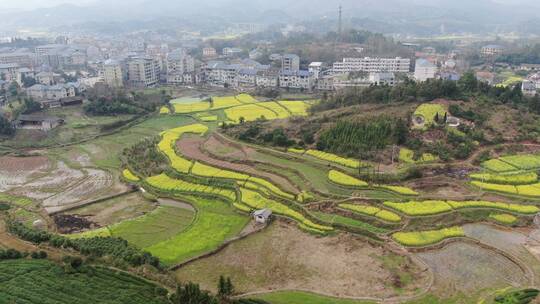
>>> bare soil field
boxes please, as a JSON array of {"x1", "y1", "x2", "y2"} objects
[
  {"x1": 177, "y1": 136, "x2": 298, "y2": 193},
  {"x1": 66, "y1": 192, "x2": 157, "y2": 227},
  {"x1": 417, "y1": 242, "x2": 529, "y2": 297},
  {"x1": 0, "y1": 156, "x2": 50, "y2": 191},
  {"x1": 464, "y1": 223, "x2": 540, "y2": 284},
  {"x1": 203, "y1": 135, "x2": 248, "y2": 161},
  {"x1": 175, "y1": 221, "x2": 428, "y2": 298}
]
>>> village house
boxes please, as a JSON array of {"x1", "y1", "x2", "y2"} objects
[
  {"x1": 15, "y1": 114, "x2": 64, "y2": 131},
  {"x1": 26, "y1": 83, "x2": 77, "y2": 101}
]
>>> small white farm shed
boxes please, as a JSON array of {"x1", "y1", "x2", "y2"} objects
[{"x1": 253, "y1": 209, "x2": 272, "y2": 224}]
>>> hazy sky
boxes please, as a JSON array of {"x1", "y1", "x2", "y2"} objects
[
  {"x1": 0, "y1": 0, "x2": 98, "y2": 9},
  {"x1": 0, "y1": 0, "x2": 535, "y2": 10}
]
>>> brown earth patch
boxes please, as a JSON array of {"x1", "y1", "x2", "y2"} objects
[
  {"x1": 177, "y1": 136, "x2": 299, "y2": 194},
  {"x1": 175, "y1": 221, "x2": 428, "y2": 298}
]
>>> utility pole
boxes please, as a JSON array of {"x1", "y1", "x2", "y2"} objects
[{"x1": 338, "y1": 5, "x2": 343, "y2": 41}]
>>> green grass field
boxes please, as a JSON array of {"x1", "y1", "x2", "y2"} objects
[
  {"x1": 110, "y1": 206, "x2": 195, "y2": 248},
  {"x1": 251, "y1": 291, "x2": 374, "y2": 304},
  {"x1": 0, "y1": 259, "x2": 168, "y2": 304},
  {"x1": 311, "y1": 211, "x2": 389, "y2": 234},
  {"x1": 145, "y1": 196, "x2": 249, "y2": 265}
]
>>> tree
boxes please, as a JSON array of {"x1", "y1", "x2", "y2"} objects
[
  {"x1": 22, "y1": 98, "x2": 41, "y2": 114},
  {"x1": 0, "y1": 115, "x2": 14, "y2": 136},
  {"x1": 8, "y1": 81, "x2": 19, "y2": 97},
  {"x1": 218, "y1": 275, "x2": 227, "y2": 298},
  {"x1": 172, "y1": 282, "x2": 218, "y2": 304}
]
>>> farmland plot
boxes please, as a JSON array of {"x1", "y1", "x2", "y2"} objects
[
  {"x1": 176, "y1": 223, "x2": 428, "y2": 298},
  {"x1": 417, "y1": 242, "x2": 529, "y2": 296},
  {"x1": 42, "y1": 168, "x2": 115, "y2": 212},
  {"x1": 0, "y1": 156, "x2": 50, "y2": 191},
  {"x1": 10, "y1": 161, "x2": 85, "y2": 200}
]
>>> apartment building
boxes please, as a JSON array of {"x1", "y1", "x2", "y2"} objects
[
  {"x1": 203, "y1": 47, "x2": 217, "y2": 58},
  {"x1": 166, "y1": 49, "x2": 195, "y2": 85},
  {"x1": 103, "y1": 59, "x2": 124, "y2": 87},
  {"x1": 127, "y1": 57, "x2": 160, "y2": 87},
  {"x1": 279, "y1": 70, "x2": 313, "y2": 90},
  {"x1": 332, "y1": 57, "x2": 411, "y2": 74},
  {"x1": 0, "y1": 52, "x2": 35, "y2": 67},
  {"x1": 256, "y1": 69, "x2": 279, "y2": 87},
  {"x1": 414, "y1": 59, "x2": 438, "y2": 82},
  {"x1": 281, "y1": 54, "x2": 300, "y2": 72},
  {"x1": 481, "y1": 45, "x2": 504, "y2": 57}
]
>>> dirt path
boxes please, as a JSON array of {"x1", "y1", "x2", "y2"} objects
[{"x1": 177, "y1": 136, "x2": 299, "y2": 194}]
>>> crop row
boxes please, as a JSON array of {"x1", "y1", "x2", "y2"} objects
[
  {"x1": 173, "y1": 102, "x2": 210, "y2": 114},
  {"x1": 481, "y1": 154, "x2": 540, "y2": 173},
  {"x1": 224, "y1": 103, "x2": 280, "y2": 123},
  {"x1": 277, "y1": 100, "x2": 310, "y2": 116},
  {"x1": 376, "y1": 185, "x2": 419, "y2": 196},
  {"x1": 470, "y1": 172, "x2": 538, "y2": 185},
  {"x1": 338, "y1": 203, "x2": 401, "y2": 223},
  {"x1": 392, "y1": 226, "x2": 464, "y2": 246},
  {"x1": 239, "y1": 188, "x2": 332, "y2": 233},
  {"x1": 305, "y1": 149, "x2": 361, "y2": 168},
  {"x1": 412, "y1": 103, "x2": 447, "y2": 129},
  {"x1": 122, "y1": 169, "x2": 140, "y2": 182},
  {"x1": 398, "y1": 148, "x2": 438, "y2": 164},
  {"x1": 157, "y1": 124, "x2": 208, "y2": 173},
  {"x1": 383, "y1": 199, "x2": 539, "y2": 216},
  {"x1": 489, "y1": 213, "x2": 518, "y2": 224},
  {"x1": 146, "y1": 173, "x2": 237, "y2": 202},
  {"x1": 327, "y1": 170, "x2": 368, "y2": 187},
  {"x1": 471, "y1": 180, "x2": 540, "y2": 198}
]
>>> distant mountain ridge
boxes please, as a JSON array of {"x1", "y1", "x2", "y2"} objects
[{"x1": 0, "y1": 0, "x2": 539, "y2": 35}]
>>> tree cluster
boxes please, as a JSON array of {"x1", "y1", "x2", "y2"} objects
[
  {"x1": 7, "y1": 221, "x2": 160, "y2": 268},
  {"x1": 317, "y1": 117, "x2": 409, "y2": 158},
  {"x1": 314, "y1": 71, "x2": 529, "y2": 112},
  {"x1": 0, "y1": 114, "x2": 15, "y2": 136}
]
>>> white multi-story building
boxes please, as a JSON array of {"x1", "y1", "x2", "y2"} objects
[
  {"x1": 256, "y1": 69, "x2": 279, "y2": 87},
  {"x1": 0, "y1": 52, "x2": 35, "y2": 67},
  {"x1": 281, "y1": 54, "x2": 300, "y2": 72},
  {"x1": 369, "y1": 72, "x2": 396, "y2": 86},
  {"x1": 35, "y1": 71, "x2": 55, "y2": 85},
  {"x1": 279, "y1": 70, "x2": 313, "y2": 90},
  {"x1": 414, "y1": 59, "x2": 438, "y2": 82},
  {"x1": 332, "y1": 57, "x2": 411, "y2": 74},
  {"x1": 481, "y1": 45, "x2": 504, "y2": 57},
  {"x1": 103, "y1": 59, "x2": 124, "y2": 88},
  {"x1": 222, "y1": 47, "x2": 243, "y2": 57},
  {"x1": 26, "y1": 83, "x2": 76, "y2": 101},
  {"x1": 127, "y1": 57, "x2": 160, "y2": 87},
  {"x1": 166, "y1": 49, "x2": 195, "y2": 85},
  {"x1": 308, "y1": 62, "x2": 323, "y2": 79},
  {"x1": 203, "y1": 47, "x2": 217, "y2": 58},
  {"x1": 522, "y1": 80, "x2": 537, "y2": 96},
  {"x1": 0, "y1": 63, "x2": 22, "y2": 84}
]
